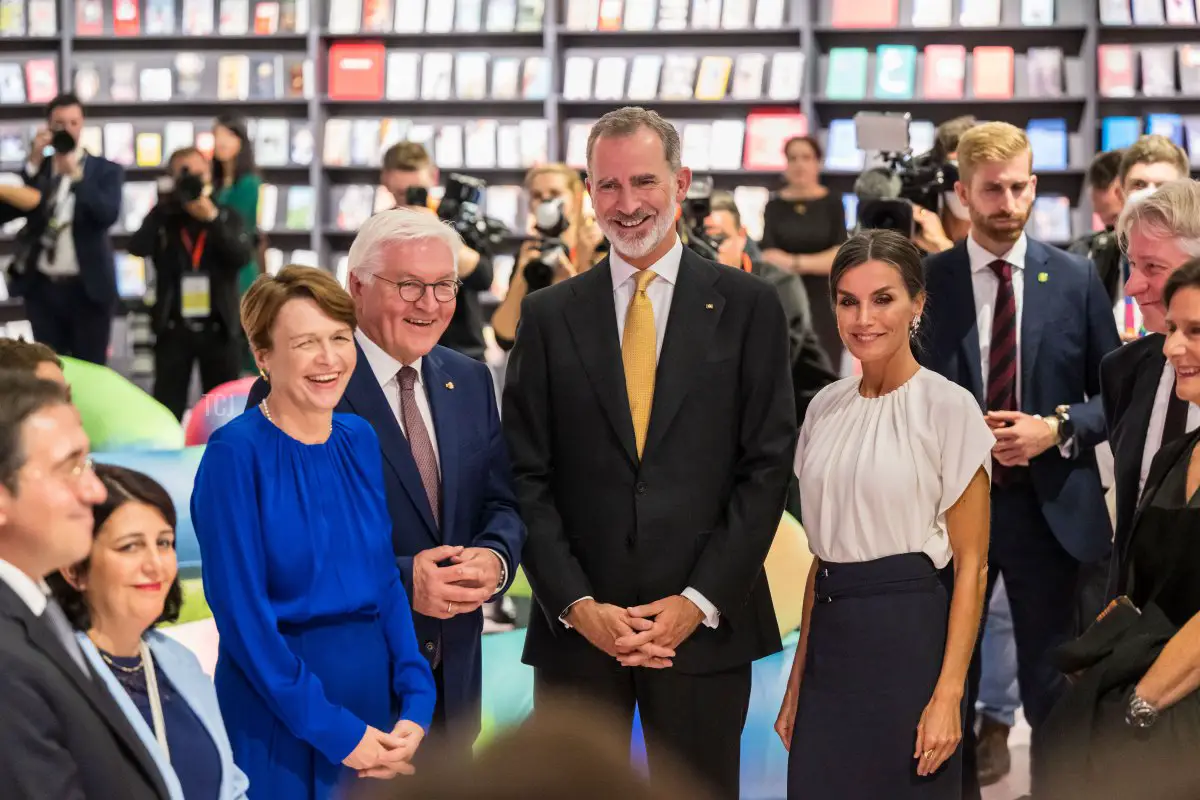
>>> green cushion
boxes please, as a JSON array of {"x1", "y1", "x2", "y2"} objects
[{"x1": 62, "y1": 357, "x2": 184, "y2": 452}]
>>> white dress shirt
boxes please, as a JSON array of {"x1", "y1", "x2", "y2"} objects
[
  {"x1": 26, "y1": 152, "x2": 84, "y2": 278},
  {"x1": 354, "y1": 329, "x2": 508, "y2": 590},
  {"x1": 560, "y1": 237, "x2": 720, "y2": 631},
  {"x1": 1139, "y1": 361, "x2": 1200, "y2": 500},
  {"x1": 0, "y1": 557, "x2": 48, "y2": 616}
]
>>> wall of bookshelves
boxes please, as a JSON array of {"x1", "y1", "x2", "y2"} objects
[{"x1": 0, "y1": 0, "x2": 1198, "y2": 280}]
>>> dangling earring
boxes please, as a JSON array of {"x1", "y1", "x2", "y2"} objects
[
  {"x1": 259, "y1": 367, "x2": 269, "y2": 382},
  {"x1": 910, "y1": 317, "x2": 921, "y2": 334}
]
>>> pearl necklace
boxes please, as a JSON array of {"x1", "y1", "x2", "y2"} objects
[{"x1": 259, "y1": 399, "x2": 332, "y2": 437}]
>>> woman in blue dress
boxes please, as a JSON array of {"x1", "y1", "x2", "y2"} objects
[{"x1": 191, "y1": 266, "x2": 437, "y2": 799}]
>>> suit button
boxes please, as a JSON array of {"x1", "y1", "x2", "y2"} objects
[
  {"x1": 635, "y1": 482, "x2": 647, "y2": 494},
  {"x1": 423, "y1": 641, "x2": 435, "y2": 653}
]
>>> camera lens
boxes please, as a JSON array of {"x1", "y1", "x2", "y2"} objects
[{"x1": 51, "y1": 129, "x2": 76, "y2": 155}]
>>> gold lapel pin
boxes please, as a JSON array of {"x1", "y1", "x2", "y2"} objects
[
  {"x1": 1038, "y1": 272, "x2": 1049, "y2": 283},
  {"x1": 705, "y1": 303, "x2": 714, "y2": 310},
  {"x1": 445, "y1": 381, "x2": 455, "y2": 390}
]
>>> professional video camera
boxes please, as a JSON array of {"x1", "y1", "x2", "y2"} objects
[
  {"x1": 679, "y1": 176, "x2": 722, "y2": 262},
  {"x1": 436, "y1": 173, "x2": 510, "y2": 255},
  {"x1": 853, "y1": 112, "x2": 959, "y2": 237}
]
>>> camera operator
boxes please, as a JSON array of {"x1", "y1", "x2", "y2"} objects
[
  {"x1": 700, "y1": 191, "x2": 836, "y2": 423},
  {"x1": 0, "y1": 93, "x2": 123, "y2": 366},
  {"x1": 490, "y1": 163, "x2": 605, "y2": 350},
  {"x1": 380, "y1": 141, "x2": 492, "y2": 361},
  {"x1": 127, "y1": 146, "x2": 254, "y2": 420},
  {"x1": 1068, "y1": 150, "x2": 1125, "y2": 307}
]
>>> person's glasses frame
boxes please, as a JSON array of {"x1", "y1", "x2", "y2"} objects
[{"x1": 371, "y1": 273, "x2": 462, "y2": 303}]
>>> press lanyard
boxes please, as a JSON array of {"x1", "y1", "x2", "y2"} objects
[
  {"x1": 141, "y1": 640, "x2": 171, "y2": 763},
  {"x1": 740, "y1": 252, "x2": 752, "y2": 273},
  {"x1": 180, "y1": 229, "x2": 207, "y2": 271}
]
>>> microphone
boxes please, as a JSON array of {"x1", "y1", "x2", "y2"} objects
[
  {"x1": 853, "y1": 167, "x2": 903, "y2": 202},
  {"x1": 854, "y1": 168, "x2": 914, "y2": 235}
]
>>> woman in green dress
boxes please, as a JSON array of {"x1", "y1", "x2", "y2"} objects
[{"x1": 211, "y1": 114, "x2": 262, "y2": 372}]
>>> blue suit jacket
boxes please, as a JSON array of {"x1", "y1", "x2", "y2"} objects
[
  {"x1": 77, "y1": 631, "x2": 249, "y2": 800},
  {"x1": 247, "y1": 342, "x2": 525, "y2": 741},
  {"x1": 0, "y1": 154, "x2": 124, "y2": 308},
  {"x1": 920, "y1": 238, "x2": 1121, "y2": 563}
]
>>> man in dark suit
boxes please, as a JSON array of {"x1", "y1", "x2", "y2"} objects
[
  {"x1": 1101, "y1": 178, "x2": 1200, "y2": 600},
  {"x1": 917, "y1": 122, "x2": 1121, "y2": 800},
  {"x1": 246, "y1": 207, "x2": 525, "y2": 751},
  {"x1": 0, "y1": 371, "x2": 169, "y2": 799},
  {"x1": 0, "y1": 94, "x2": 124, "y2": 365},
  {"x1": 502, "y1": 107, "x2": 796, "y2": 799}
]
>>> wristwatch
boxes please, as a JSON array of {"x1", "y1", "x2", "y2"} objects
[
  {"x1": 1054, "y1": 404, "x2": 1075, "y2": 443},
  {"x1": 1126, "y1": 690, "x2": 1160, "y2": 729}
]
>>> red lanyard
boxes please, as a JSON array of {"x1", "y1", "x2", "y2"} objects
[
  {"x1": 740, "y1": 252, "x2": 753, "y2": 273},
  {"x1": 180, "y1": 229, "x2": 207, "y2": 271}
]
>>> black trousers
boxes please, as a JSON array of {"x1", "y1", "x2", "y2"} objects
[
  {"x1": 22, "y1": 273, "x2": 112, "y2": 365},
  {"x1": 962, "y1": 481, "x2": 1081, "y2": 800},
  {"x1": 534, "y1": 663, "x2": 751, "y2": 800},
  {"x1": 153, "y1": 322, "x2": 241, "y2": 420}
]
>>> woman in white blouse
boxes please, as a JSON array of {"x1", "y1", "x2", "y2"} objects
[{"x1": 775, "y1": 229, "x2": 993, "y2": 799}]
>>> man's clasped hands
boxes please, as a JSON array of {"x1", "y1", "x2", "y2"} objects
[{"x1": 567, "y1": 595, "x2": 706, "y2": 669}]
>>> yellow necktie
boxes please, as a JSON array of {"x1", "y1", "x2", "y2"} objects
[{"x1": 622, "y1": 269, "x2": 658, "y2": 458}]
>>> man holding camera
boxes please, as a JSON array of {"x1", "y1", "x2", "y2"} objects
[
  {"x1": 381, "y1": 142, "x2": 492, "y2": 362},
  {"x1": 0, "y1": 94, "x2": 123, "y2": 366},
  {"x1": 127, "y1": 147, "x2": 254, "y2": 420},
  {"x1": 701, "y1": 191, "x2": 835, "y2": 424}
]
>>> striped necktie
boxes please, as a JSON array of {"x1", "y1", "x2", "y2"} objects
[{"x1": 988, "y1": 259, "x2": 1018, "y2": 484}]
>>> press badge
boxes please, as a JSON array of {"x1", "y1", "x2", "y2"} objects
[{"x1": 180, "y1": 273, "x2": 211, "y2": 319}]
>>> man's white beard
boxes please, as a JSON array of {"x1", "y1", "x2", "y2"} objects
[{"x1": 600, "y1": 201, "x2": 678, "y2": 261}]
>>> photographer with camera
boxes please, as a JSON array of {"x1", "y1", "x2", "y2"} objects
[
  {"x1": 0, "y1": 94, "x2": 123, "y2": 365},
  {"x1": 691, "y1": 190, "x2": 836, "y2": 425},
  {"x1": 490, "y1": 163, "x2": 605, "y2": 350},
  {"x1": 127, "y1": 146, "x2": 254, "y2": 420},
  {"x1": 381, "y1": 142, "x2": 495, "y2": 361}
]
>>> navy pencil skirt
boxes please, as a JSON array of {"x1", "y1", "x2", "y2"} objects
[{"x1": 788, "y1": 553, "x2": 961, "y2": 800}]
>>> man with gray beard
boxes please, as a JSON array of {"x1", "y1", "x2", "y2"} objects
[{"x1": 502, "y1": 106, "x2": 796, "y2": 800}]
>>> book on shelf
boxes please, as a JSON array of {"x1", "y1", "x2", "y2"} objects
[
  {"x1": 1022, "y1": 0, "x2": 1055, "y2": 25},
  {"x1": 1027, "y1": 48, "x2": 1065, "y2": 98},
  {"x1": 1098, "y1": 0, "x2": 1132, "y2": 23},
  {"x1": 1027, "y1": 118, "x2": 1068, "y2": 171},
  {"x1": 1132, "y1": 0, "x2": 1166, "y2": 25},
  {"x1": 1180, "y1": 45, "x2": 1200, "y2": 96},
  {"x1": 1147, "y1": 113, "x2": 1185, "y2": 147},
  {"x1": 743, "y1": 111, "x2": 806, "y2": 171},
  {"x1": 830, "y1": 0, "x2": 898, "y2": 28},
  {"x1": 824, "y1": 119, "x2": 864, "y2": 171},
  {"x1": 960, "y1": 0, "x2": 1001, "y2": 27},
  {"x1": 825, "y1": 48, "x2": 868, "y2": 100},
  {"x1": 874, "y1": 45, "x2": 917, "y2": 101},
  {"x1": 1099, "y1": 45, "x2": 1136, "y2": 98},
  {"x1": 923, "y1": 45, "x2": 966, "y2": 99},
  {"x1": 1142, "y1": 47, "x2": 1178, "y2": 97},
  {"x1": 910, "y1": 0, "x2": 952, "y2": 26},
  {"x1": 328, "y1": 42, "x2": 385, "y2": 100},
  {"x1": 1029, "y1": 196, "x2": 1071, "y2": 243},
  {"x1": 972, "y1": 47, "x2": 1014, "y2": 99}
]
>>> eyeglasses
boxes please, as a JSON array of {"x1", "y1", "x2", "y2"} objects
[{"x1": 371, "y1": 274, "x2": 461, "y2": 303}]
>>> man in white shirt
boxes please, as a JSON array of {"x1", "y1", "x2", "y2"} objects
[
  {"x1": 0, "y1": 371, "x2": 169, "y2": 799},
  {"x1": 1101, "y1": 178, "x2": 1200, "y2": 600},
  {"x1": 502, "y1": 106, "x2": 795, "y2": 799}
]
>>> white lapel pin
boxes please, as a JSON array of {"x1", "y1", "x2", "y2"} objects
[
  {"x1": 445, "y1": 381, "x2": 455, "y2": 390},
  {"x1": 705, "y1": 303, "x2": 714, "y2": 310}
]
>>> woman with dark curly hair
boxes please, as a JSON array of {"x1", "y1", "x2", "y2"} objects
[{"x1": 48, "y1": 464, "x2": 248, "y2": 800}]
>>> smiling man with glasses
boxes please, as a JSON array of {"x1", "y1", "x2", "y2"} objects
[
  {"x1": 245, "y1": 208, "x2": 525, "y2": 757},
  {"x1": 0, "y1": 370, "x2": 171, "y2": 799}
]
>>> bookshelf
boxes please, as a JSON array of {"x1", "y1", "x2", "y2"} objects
[{"x1": 0, "y1": 0, "x2": 1196, "y2": 271}]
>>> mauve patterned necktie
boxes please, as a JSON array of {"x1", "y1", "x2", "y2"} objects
[
  {"x1": 988, "y1": 259, "x2": 1018, "y2": 484},
  {"x1": 398, "y1": 366, "x2": 441, "y2": 526}
]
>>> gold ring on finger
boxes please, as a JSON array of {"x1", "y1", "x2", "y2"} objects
[
  {"x1": 923, "y1": 750, "x2": 934, "y2": 759},
  {"x1": 447, "y1": 602, "x2": 453, "y2": 614}
]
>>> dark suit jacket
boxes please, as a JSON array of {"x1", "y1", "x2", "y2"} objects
[
  {"x1": 920, "y1": 237, "x2": 1121, "y2": 564},
  {"x1": 0, "y1": 582, "x2": 169, "y2": 800},
  {"x1": 247, "y1": 342, "x2": 524, "y2": 740},
  {"x1": 1100, "y1": 333, "x2": 1169, "y2": 599},
  {"x1": 0, "y1": 155, "x2": 124, "y2": 308},
  {"x1": 502, "y1": 247, "x2": 796, "y2": 676}
]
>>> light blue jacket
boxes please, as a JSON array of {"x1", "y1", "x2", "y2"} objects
[{"x1": 77, "y1": 630, "x2": 250, "y2": 800}]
